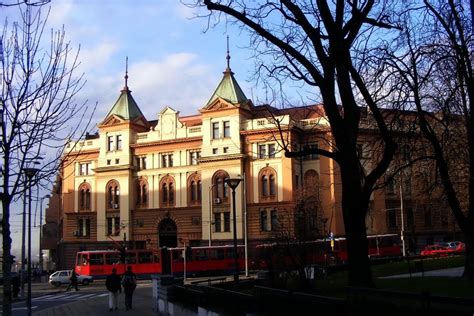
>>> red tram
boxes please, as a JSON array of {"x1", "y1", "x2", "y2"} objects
[
  {"x1": 252, "y1": 234, "x2": 402, "y2": 269},
  {"x1": 75, "y1": 245, "x2": 245, "y2": 278}
]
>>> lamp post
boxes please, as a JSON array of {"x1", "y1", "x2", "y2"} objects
[
  {"x1": 24, "y1": 167, "x2": 39, "y2": 316},
  {"x1": 399, "y1": 175, "x2": 406, "y2": 257},
  {"x1": 225, "y1": 177, "x2": 241, "y2": 286},
  {"x1": 37, "y1": 194, "x2": 51, "y2": 274},
  {"x1": 208, "y1": 184, "x2": 217, "y2": 247}
]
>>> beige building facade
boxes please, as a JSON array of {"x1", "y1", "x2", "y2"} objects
[{"x1": 43, "y1": 60, "x2": 460, "y2": 270}]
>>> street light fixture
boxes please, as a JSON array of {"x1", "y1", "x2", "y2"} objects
[
  {"x1": 37, "y1": 194, "x2": 51, "y2": 273},
  {"x1": 23, "y1": 167, "x2": 39, "y2": 316},
  {"x1": 225, "y1": 177, "x2": 241, "y2": 286},
  {"x1": 208, "y1": 184, "x2": 218, "y2": 247}
]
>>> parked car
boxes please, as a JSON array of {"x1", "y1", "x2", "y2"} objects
[
  {"x1": 48, "y1": 270, "x2": 93, "y2": 287},
  {"x1": 447, "y1": 241, "x2": 465, "y2": 253},
  {"x1": 420, "y1": 244, "x2": 456, "y2": 257}
]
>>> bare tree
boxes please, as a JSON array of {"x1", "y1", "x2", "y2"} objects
[
  {"x1": 379, "y1": 0, "x2": 474, "y2": 279},
  {"x1": 0, "y1": 5, "x2": 94, "y2": 315},
  {"x1": 188, "y1": 0, "x2": 400, "y2": 286}
]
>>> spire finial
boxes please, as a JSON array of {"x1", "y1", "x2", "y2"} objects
[
  {"x1": 226, "y1": 35, "x2": 231, "y2": 72},
  {"x1": 124, "y1": 56, "x2": 129, "y2": 90}
]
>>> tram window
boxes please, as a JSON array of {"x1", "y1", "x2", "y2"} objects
[
  {"x1": 89, "y1": 253, "x2": 104, "y2": 265},
  {"x1": 138, "y1": 252, "x2": 152, "y2": 263},
  {"x1": 154, "y1": 254, "x2": 160, "y2": 263},
  {"x1": 105, "y1": 253, "x2": 120, "y2": 264},
  {"x1": 125, "y1": 252, "x2": 137, "y2": 264},
  {"x1": 195, "y1": 250, "x2": 207, "y2": 261},
  {"x1": 208, "y1": 249, "x2": 218, "y2": 260},
  {"x1": 172, "y1": 250, "x2": 183, "y2": 262}
]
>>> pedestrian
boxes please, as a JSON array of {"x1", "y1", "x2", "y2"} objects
[
  {"x1": 12, "y1": 273, "x2": 20, "y2": 298},
  {"x1": 121, "y1": 266, "x2": 137, "y2": 310},
  {"x1": 106, "y1": 268, "x2": 122, "y2": 311},
  {"x1": 66, "y1": 270, "x2": 79, "y2": 291}
]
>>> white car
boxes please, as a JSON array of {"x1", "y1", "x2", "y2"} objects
[{"x1": 49, "y1": 270, "x2": 93, "y2": 287}]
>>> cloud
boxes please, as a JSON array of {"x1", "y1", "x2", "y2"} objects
[
  {"x1": 78, "y1": 41, "x2": 119, "y2": 72},
  {"x1": 81, "y1": 52, "x2": 217, "y2": 125}
]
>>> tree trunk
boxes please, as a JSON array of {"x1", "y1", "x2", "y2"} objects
[
  {"x1": 340, "y1": 163, "x2": 373, "y2": 287},
  {"x1": 463, "y1": 232, "x2": 474, "y2": 280},
  {"x1": 2, "y1": 199, "x2": 13, "y2": 316}
]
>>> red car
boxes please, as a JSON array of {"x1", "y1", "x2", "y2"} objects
[{"x1": 420, "y1": 244, "x2": 456, "y2": 256}]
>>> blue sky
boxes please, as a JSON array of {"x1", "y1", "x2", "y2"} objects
[
  {"x1": 3, "y1": 0, "x2": 313, "y2": 257},
  {"x1": 45, "y1": 0, "x2": 264, "y2": 122}
]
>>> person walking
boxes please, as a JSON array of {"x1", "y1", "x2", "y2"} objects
[
  {"x1": 106, "y1": 268, "x2": 122, "y2": 311},
  {"x1": 121, "y1": 266, "x2": 137, "y2": 310},
  {"x1": 66, "y1": 270, "x2": 79, "y2": 291}
]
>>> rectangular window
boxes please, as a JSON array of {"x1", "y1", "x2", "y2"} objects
[
  {"x1": 212, "y1": 122, "x2": 220, "y2": 139},
  {"x1": 223, "y1": 121, "x2": 230, "y2": 138},
  {"x1": 107, "y1": 159, "x2": 111, "y2": 165},
  {"x1": 190, "y1": 151, "x2": 201, "y2": 165},
  {"x1": 141, "y1": 157, "x2": 147, "y2": 169},
  {"x1": 260, "y1": 209, "x2": 268, "y2": 231},
  {"x1": 268, "y1": 144, "x2": 276, "y2": 158},
  {"x1": 223, "y1": 147, "x2": 229, "y2": 153},
  {"x1": 212, "y1": 148, "x2": 218, "y2": 155},
  {"x1": 259, "y1": 144, "x2": 266, "y2": 159},
  {"x1": 162, "y1": 154, "x2": 173, "y2": 167},
  {"x1": 270, "y1": 209, "x2": 278, "y2": 230},
  {"x1": 78, "y1": 218, "x2": 90, "y2": 237},
  {"x1": 79, "y1": 163, "x2": 91, "y2": 176},
  {"x1": 214, "y1": 213, "x2": 221, "y2": 233},
  {"x1": 116, "y1": 135, "x2": 122, "y2": 150},
  {"x1": 223, "y1": 212, "x2": 230, "y2": 232},
  {"x1": 107, "y1": 136, "x2": 114, "y2": 151},
  {"x1": 107, "y1": 217, "x2": 120, "y2": 236},
  {"x1": 115, "y1": 158, "x2": 120, "y2": 164}
]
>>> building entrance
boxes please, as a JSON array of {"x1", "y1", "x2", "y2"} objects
[{"x1": 158, "y1": 218, "x2": 177, "y2": 248}]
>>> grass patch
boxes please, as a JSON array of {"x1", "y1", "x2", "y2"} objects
[{"x1": 371, "y1": 255, "x2": 464, "y2": 277}]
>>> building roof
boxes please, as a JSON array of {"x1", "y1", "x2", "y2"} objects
[
  {"x1": 205, "y1": 69, "x2": 248, "y2": 106},
  {"x1": 104, "y1": 86, "x2": 145, "y2": 121}
]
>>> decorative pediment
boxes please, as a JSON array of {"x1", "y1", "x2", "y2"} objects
[
  {"x1": 201, "y1": 98, "x2": 235, "y2": 112},
  {"x1": 99, "y1": 114, "x2": 126, "y2": 126}
]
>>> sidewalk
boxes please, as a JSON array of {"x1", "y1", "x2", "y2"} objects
[
  {"x1": 378, "y1": 266, "x2": 464, "y2": 279},
  {"x1": 33, "y1": 286, "x2": 157, "y2": 316}
]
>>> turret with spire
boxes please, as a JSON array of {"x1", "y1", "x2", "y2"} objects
[
  {"x1": 204, "y1": 36, "x2": 249, "y2": 107},
  {"x1": 101, "y1": 57, "x2": 147, "y2": 123}
]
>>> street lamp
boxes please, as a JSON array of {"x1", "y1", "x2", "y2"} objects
[
  {"x1": 37, "y1": 194, "x2": 51, "y2": 274},
  {"x1": 208, "y1": 184, "x2": 218, "y2": 247},
  {"x1": 24, "y1": 167, "x2": 39, "y2": 316},
  {"x1": 399, "y1": 175, "x2": 406, "y2": 257},
  {"x1": 225, "y1": 177, "x2": 241, "y2": 286}
]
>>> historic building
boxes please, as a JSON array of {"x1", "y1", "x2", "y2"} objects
[{"x1": 42, "y1": 56, "x2": 461, "y2": 270}]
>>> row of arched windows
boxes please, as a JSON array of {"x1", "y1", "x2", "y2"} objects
[{"x1": 77, "y1": 167, "x2": 286, "y2": 211}]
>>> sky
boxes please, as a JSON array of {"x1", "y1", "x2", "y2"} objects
[{"x1": 2, "y1": 0, "x2": 313, "y2": 259}]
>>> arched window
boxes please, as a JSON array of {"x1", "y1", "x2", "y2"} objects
[
  {"x1": 160, "y1": 176, "x2": 175, "y2": 207},
  {"x1": 135, "y1": 178, "x2": 149, "y2": 208},
  {"x1": 259, "y1": 167, "x2": 277, "y2": 201},
  {"x1": 78, "y1": 183, "x2": 91, "y2": 211},
  {"x1": 106, "y1": 180, "x2": 120, "y2": 210},
  {"x1": 212, "y1": 170, "x2": 229, "y2": 203},
  {"x1": 188, "y1": 173, "x2": 202, "y2": 205}
]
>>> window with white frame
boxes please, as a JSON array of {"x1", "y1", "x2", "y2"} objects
[
  {"x1": 214, "y1": 212, "x2": 230, "y2": 232},
  {"x1": 161, "y1": 153, "x2": 174, "y2": 168},
  {"x1": 258, "y1": 143, "x2": 277, "y2": 159},
  {"x1": 260, "y1": 208, "x2": 279, "y2": 232},
  {"x1": 79, "y1": 162, "x2": 91, "y2": 176},
  {"x1": 116, "y1": 135, "x2": 123, "y2": 150},
  {"x1": 107, "y1": 136, "x2": 114, "y2": 151},
  {"x1": 107, "y1": 216, "x2": 120, "y2": 236},
  {"x1": 136, "y1": 156, "x2": 147, "y2": 170},
  {"x1": 78, "y1": 218, "x2": 90, "y2": 237},
  {"x1": 212, "y1": 122, "x2": 220, "y2": 139},
  {"x1": 189, "y1": 151, "x2": 201, "y2": 165},
  {"x1": 223, "y1": 121, "x2": 230, "y2": 138}
]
